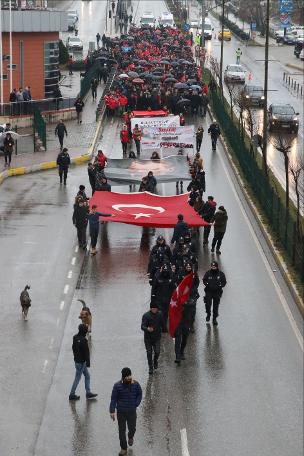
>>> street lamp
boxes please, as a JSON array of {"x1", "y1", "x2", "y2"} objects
[
  {"x1": 261, "y1": 0, "x2": 269, "y2": 177},
  {"x1": 219, "y1": 0, "x2": 225, "y2": 93}
]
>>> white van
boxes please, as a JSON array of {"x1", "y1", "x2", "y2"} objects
[
  {"x1": 140, "y1": 12, "x2": 156, "y2": 27},
  {"x1": 199, "y1": 17, "x2": 213, "y2": 40},
  {"x1": 159, "y1": 12, "x2": 175, "y2": 27}
]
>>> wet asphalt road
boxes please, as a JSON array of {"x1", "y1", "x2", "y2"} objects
[{"x1": 0, "y1": 106, "x2": 303, "y2": 455}]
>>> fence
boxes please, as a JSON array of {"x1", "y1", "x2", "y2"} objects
[
  {"x1": 96, "y1": 67, "x2": 116, "y2": 121},
  {"x1": 79, "y1": 62, "x2": 100, "y2": 99},
  {"x1": 283, "y1": 72, "x2": 304, "y2": 99},
  {"x1": 33, "y1": 106, "x2": 47, "y2": 150},
  {"x1": 0, "y1": 97, "x2": 77, "y2": 117},
  {"x1": 209, "y1": 78, "x2": 304, "y2": 283}
]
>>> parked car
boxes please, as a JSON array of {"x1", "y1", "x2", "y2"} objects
[
  {"x1": 294, "y1": 41, "x2": 304, "y2": 58},
  {"x1": 268, "y1": 104, "x2": 299, "y2": 134},
  {"x1": 283, "y1": 32, "x2": 297, "y2": 45},
  {"x1": 67, "y1": 36, "x2": 83, "y2": 51},
  {"x1": 190, "y1": 18, "x2": 199, "y2": 28},
  {"x1": 218, "y1": 29, "x2": 232, "y2": 40},
  {"x1": 224, "y1": 64, "x2": 246, "y2": 83},
  {"x1": 242, "y1": 85, "x2": 265, "y2": 107}
]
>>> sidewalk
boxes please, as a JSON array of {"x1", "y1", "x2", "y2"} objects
[{"x1": 1, "y1": 74, "x2": 105, "y2": 175}]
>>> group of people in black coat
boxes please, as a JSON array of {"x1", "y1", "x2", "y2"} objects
[{"x1": 141, "y1": 213, "x2": 227, "y2": 372}]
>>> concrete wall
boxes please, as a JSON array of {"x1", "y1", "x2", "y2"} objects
[{"x1": 1, "y1": 9, "x2": 68, "y2": 32}]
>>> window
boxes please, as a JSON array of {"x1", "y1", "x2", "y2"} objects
[
  {"x1": 44, "y1": 41, "x2": 59, "y2": 98},
  {"x1": 2, "y1": 74, "x2": 8, "y2": 80},
  {"x1": 7, "y1": 64, "x2": 17, "y2": 70}
]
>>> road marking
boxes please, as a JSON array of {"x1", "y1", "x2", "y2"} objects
[
  {"x1": 60, "y1": 300, "x2": 65, "y2": 311},
  {"x1": 67, "y1": 270, "x2": 73, "y2": 279},
  {"x1": 63, "y1": 284, "x2": 69, "y2": 294},
  {"x1": 42, "y1": 360, "x2": 48, "y2": 374},
  {"x1": 71, "y1": 257, "x2": 76, "y2": 265},
  {"x1": 49, "y1": 338, "x2": 54, "y2": 350},
  {"x1": 218, "y1": 147, "x2": 303, "y2": 351},
  {"x1": 180, "y1": 428, "x2": 190, "y2": 456},
  {"x1": 56, "y1": 317, "x2": 60, "y2": 327},
  {"x1": 75, "y1": 246, "x2": 79, "y2": 253}
]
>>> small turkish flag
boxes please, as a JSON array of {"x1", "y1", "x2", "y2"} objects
[{"x1": 169, "y1": 273, "x2": 194, "y2": 337}]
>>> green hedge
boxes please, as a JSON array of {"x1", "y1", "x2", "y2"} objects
[{"x1": 215, "y1": 13, "x2": 250, "y2": 41}]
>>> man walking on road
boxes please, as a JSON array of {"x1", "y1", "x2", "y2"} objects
[
  {"x1": 73, "y1": 197, "x2": 89, "y2": 249},
  {"x1": 69, "y1": 324, "x2": 98, "y2": 401},
  {"x1": 211, "y1": 205, "x2": 228, "y2": 254},
  {"x1": 88, "y1": 204, "x2": 112, "y2": 255},
  {"x1": 109, "y1": 367, "x2": 142, "y2": 456},
  {"x1": 74, "y1": 97, "x2": 84, "y2": 124},
  {"x1": 55, "y1": 119, "x2": 68, "y2": 150},
  {"x1": 56, "y1": 147, "x2": 70, "y2": 185},
  {"x1": 96, "y1": 32, "x2": 101, "y2": 48},
  {"x1": 171, "y1": 214, "x2": 189, "y2": 245},
  {"x1": 200, "y1": 196, "x2": 217, "y2": 245},
  {"x1": 203, "y1": 261, "x2": 226, "y2": 326},
  {"x1": 132, "y1": 123, "x2": 142, "y2": 156},
  {"x1": 141, "y1": 301, "x2": 166, "y2": 374}
]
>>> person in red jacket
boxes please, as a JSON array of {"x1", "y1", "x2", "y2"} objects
[
  {"x1": 120, "y1": 125, "x2": 129, "y2": 157},
  {"x1": 179, "y1": 113, "x2": 185, "y2": 126},
  {"x1": 118, "y1": 94, "x2": 128, "y2": 115},
  {"x1": 94, "y1": 150, "x2": 107, "y2": 169}
]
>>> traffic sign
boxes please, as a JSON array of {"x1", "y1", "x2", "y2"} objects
[{"x1": 184, "y1": 23, "x2": 190, "y2": 32}]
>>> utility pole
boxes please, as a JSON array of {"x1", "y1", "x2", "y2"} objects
[
  {"x1": 9, "y1": 0, "x2": 13, "y2": 93},
  {"x1": 201, "y1": 0, "x2": 205, "y2": 49},
  {"x1": 262, "y1": 0, "x2": 269, "y2": 177},
  {"x1": 219, "y1": 0, "x2": 225, "y2": 93},
  {"x1": 0, "y1": 0, "x2": 3, "y2": 108}
]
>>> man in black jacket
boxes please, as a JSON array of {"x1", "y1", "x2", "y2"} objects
[
  {"x1": 73, "y1": 198, "x2": 89, "y2": 249},
  {"x1": 200, "y1": 196, "x2": 217, "y2": 245},
  {"x1": 151, "y1": 264, "x2": 176, "y2": 331},
  {"x1": 202, "y1": 261, "x2": 226, "y2": 326},
  {"x1": 141, "y1": 302, "x2": 166, "y2": 374},
  {"x1": 56, "y1": 147, "x2": 71, "y2": 185},
  {"x1": 55, "y1": 119, "x2": 68, "y2": 150},
  {"x1": 69, "y1": 324, "x2": 98, "y2": 400},
  {"x1": 171, "y1": 214, "x2": 189, "y2": 245}
]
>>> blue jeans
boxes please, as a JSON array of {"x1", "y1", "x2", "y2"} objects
[{"x1": 70, "y1": 362, "x2": 91, "y2": 395}]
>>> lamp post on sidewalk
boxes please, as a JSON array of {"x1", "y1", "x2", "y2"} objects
[
  {"x1": 219, "y1": 0, "x2": 225, "y2": 94},
  {"x1": 261, "y1": 0, "x2": 270, "y2": 177},
  {"x1": 0, "y1": 0, "x2": 3, "y2": 108}
]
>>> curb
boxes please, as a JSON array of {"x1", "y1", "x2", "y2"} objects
[
  {"x1": 208, "y1": 104, "x2": 304, "y2": 315},
  {"x1": 286, "y1": 63, "x2": 304, "y2": 72}
]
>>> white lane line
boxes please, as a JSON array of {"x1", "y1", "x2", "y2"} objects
[
  {"x1": 75, "y1": 246, "x2": 79, "y2": 253},
  {"x1": 218, "y1": 148, "x2": 303, "y2": 351},
  {"x1": 180, "y1": 428, "x2": 190, "y2": 456},
  {"x1": 49, "y1": 338, "x2": 54, "y2": 350},
  {"x1": 67, "y1": 270, "x2": 73, "y2": 279},
  {"x1": 71, "y1": 257, "x2": 76, "y2": 265},
  {"x1": 42, "y1": 360, "x2": 49, "y2": 374},
  {"x1": 60, "y1": 300, "x2": 65, "y2": 311},
  {"x1": 56, "y1": 317, "x2": 60, "y2": 327},
  {"x1": 63, "y1": 284, "x2": 69, "y2": 295}
]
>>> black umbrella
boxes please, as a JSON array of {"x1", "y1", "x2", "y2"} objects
[
  {"x1": 95, "y1": 56, "x2": 107, "y2": 61},
  {"x1": 177, "y1": 98, "x2": 191, "y2": 106},
  {"x1": 152, "y1": 75, "x2": 162, "y2": 80},
  {"x1": 138, "y1": 59, "x2": 147, "y2": 65},
  {"x1": 108, "y1": 58, "x2": 117, "y2": 64},
  {"x1": 174, "y1": 82, "x2": 189, "y2": 90},
  {"x1": 151, "y1": 59, "x2": 159, "y2": 64},
  {"x1": 164, "y1": 77, "x2": 178, "y2": 83},
  {"x1": 160, "y1": 60, "x2": 170, "y2": 65},
  {"x1": 128, "y1": 71, "x2": 139, "y2": 78},
  {"x1": 143, "y1": 73, "x2": 154, "y2": 79},
  {"x1": 152, "y1": 69, "x2": 163, "y2": 75},
  {"x1": 170, "y1": 61, "x2": 180, "y2": 67},
  {"x1": 181, "y1": 60, "x2": 193, "y2": 65}
]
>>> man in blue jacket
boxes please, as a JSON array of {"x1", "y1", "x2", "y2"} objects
[
  {"x1": 109, "y1": 367, "x2": 142, "y2": 456},
  {"x1": 88, "y1": 204, "x2": 112, "y2": 255}
]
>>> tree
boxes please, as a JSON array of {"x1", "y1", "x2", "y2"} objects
[
  {"x1": 59, "y1": 39, "x2": 69, "y2": 65},
  {"x1": 289, "y1": 153, "x2": 304, "y2": 237},
  {"x1": 226, "y1": 82, "x2": 238, "y2": 119},
  {"x1": 272, "y1": 135, "x2": 293, "y2": 211}
]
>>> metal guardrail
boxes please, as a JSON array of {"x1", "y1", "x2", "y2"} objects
[
  {"x1": 283, "y1": 72, "x2": 304, "y2": 98},
  {"x1": 95, "y1": 67, "x2": 116, "y2": 122},
  {"x1": 0, "y1": 97, "x2": 77, "y2": 117}
]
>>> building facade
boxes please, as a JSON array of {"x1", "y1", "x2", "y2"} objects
[{"x1": 1, "y1": 9, "x2": 67, "y2": 103}]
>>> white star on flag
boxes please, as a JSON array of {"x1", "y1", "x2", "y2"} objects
[
  {"x1": 170, "y1": 299, "x2": 177, "y2": 308},
  {"x1": 132, "y1": 213, "x2": 152, "y2": 219}
]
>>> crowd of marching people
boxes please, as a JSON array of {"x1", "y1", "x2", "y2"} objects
[{"x1": 65, "y1": 18, "x2": 230, "y2": 456}]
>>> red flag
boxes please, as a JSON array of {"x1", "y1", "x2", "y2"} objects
[
  {"x1": 90, "y1": 191, "x2": 208, "y2": 228},
  {"x1": 169, "y1": 273, "x2": 193, "y2": 337}
]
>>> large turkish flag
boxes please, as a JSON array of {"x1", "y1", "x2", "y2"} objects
[{"x1": 90, "y1": 191, "x2": 208, "y2": 228}]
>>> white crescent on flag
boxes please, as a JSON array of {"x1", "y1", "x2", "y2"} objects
[{"x1": 112, "y1": 203, "x2": 165, "y2": 220}]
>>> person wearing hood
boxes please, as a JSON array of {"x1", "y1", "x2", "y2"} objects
[
  {"x1": 141, "y1": 301, "x2": 166, "y2": 374},
  {"x1": 20, "y1": 285, "x2": 31, "y2": 320},
  {"x1": 73, "y1": 197, "x2": 89, "y2": 249},
  {"x1": 202, "y1": 261, "x2": 226, "y2": 325},
  {"x1": 56, "y1": 147, "x2": 71, "y2": 185},
  {"x1": 200, "y1": 196, "x2": 217, "y2": 245},
  {"x1": 210, "y1": 205, "x2": 228, "y2": 254},
  {"x1": 109, "y1": 367, "x2": 142, "y2": 456},
  {"x1": 149, "y1": 235, "x2": 172, "y2": 263},
  {"x1": 69, "y1": 323, "x2": 98, "y2": 401},
  {"x1": 146, "y1": 171, "x2": 157, "y2": 193}
]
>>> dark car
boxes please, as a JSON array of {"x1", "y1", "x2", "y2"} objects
[
  {"x1": 242, "y1": 85, "x2": 265, "y2": 107},
  {"x1": 294, "y1": 41, "x2": 304, "y2": 58},
  {"x1": 268, "y1": 104, "x2": 299, "y2": 134}
]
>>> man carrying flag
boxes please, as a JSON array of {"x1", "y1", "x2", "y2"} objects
[{"x1": 169, "y1": 272, "x2": 195, "y2": 364}]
